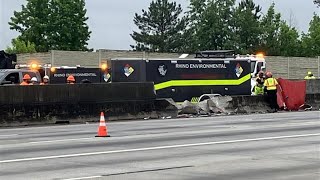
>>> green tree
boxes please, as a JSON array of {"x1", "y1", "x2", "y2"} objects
[
  {"x1": 259, "y1": 3, "x2": 282, "y2": 56},
  {"x1": 301, "y1": 14, "x2": 320, "y2": 57},
  {"x1": 9, "y1": 0, "x2": 91, "y2": 52},
  {"x1": 9, "y1": 0, "x2": 51, "y2": 52},
  {"x1": 232, "y1": 0, "x2": 262, "y2": 54},
  {"x1": 186, "y1": 0, "x2": 236, "y2": 52},
  {"x1": 182, "y1": 0, "x2": 206, "y2": 52},
  {"x1": 314, "y1": 0, "x2": 320, "y2": 7},
  {"x1": 5, "y1": 38, "x2": 37, "y2": 54},
  {"x1": 277, "y1": 22, "x2": 301, "y2": 56},
  {"x1": 130, "y1": 0, "x2": 187, "y2": 52},
  {"x1": 48, "y1": 0, "x2": 91, "y2": 51}
]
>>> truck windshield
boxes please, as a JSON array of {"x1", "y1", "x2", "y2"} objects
[
  {"x1": 0, "y1": 72, "x2": 5, "y2": 78},
  {"x1": 250, "y1": 61, "x2": 256, "y2": 73},
  {"x1": 257, "y1": 62, "x2": 263, "y2": 72}
]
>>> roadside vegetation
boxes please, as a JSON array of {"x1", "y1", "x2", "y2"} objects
[{"x1": 6, "y1": 0, "x2": 320, "y2": 57}]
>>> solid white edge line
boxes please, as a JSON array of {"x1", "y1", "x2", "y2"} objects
[
  {"x1": 1, "y1": 133, "x2": 319, "y2": 164},
  {"x1": 62, "y1": 175, "x2": 102, "y2": 180}
]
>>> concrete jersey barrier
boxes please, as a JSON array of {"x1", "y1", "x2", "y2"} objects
[
  {"x1": 0, "y1": 82, "x2": 156, "y2": 105},
  {"x1": 0, "y1": 81, "x2": 319, "y2": 127}
]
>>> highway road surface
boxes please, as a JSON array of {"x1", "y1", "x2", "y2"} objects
[{"x1": 0, "y1": 111, "x2": 319, "y2": 180}]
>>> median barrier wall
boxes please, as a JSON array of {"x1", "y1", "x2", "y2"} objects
[
  {"x1": 306, "y1": 79, "x2": 320, "y2": 94},
  {"x1": 0, "y1": 83, "x2": 177, "y2": 127},
  {"x1": 0, "y1": 82, "x2": 318, "y2": 127},
  {"x1": 227, "y1": 95, "x2": 271, "y2": 114},
  {"x1": 226, "y1": 94, "x2": 319, "y2": 114},
  {"x1": 0, "y1": 82, "x2": 156, "y2": 105},
  {"x1": 305, "y1": 94, "x2": 320, "y2": 109},
  {"x1": 188, "y1": 94, "x2": 319, "y2": 115}
]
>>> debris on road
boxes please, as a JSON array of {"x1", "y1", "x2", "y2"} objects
[
  {"x1": 178, "y1": 96, "x2": 233, "y2": 118},
  {"x1": 179, "y1": 100, "x2": 199, "y2": 115}
]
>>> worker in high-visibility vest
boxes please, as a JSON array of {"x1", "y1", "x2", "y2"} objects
[
  {"x1": 264, "y1": 72, "x2": 278, "y2": 112},
  {"x1": 254, "y1": 71, "x2": 265, "y2": 95},
  {"x1": 304, "y1": 71, "x2": 316, "y2": 79},
  {"x1": 67, "y1": 75, "x2": 76, "y2": 84},
  {"x1": 20, "y1": 74, "x2": 31, "y2": 86}
]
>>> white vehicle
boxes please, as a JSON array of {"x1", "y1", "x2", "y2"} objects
[{"x1": 235, "y1": 53, "x2": 266, "y2": 95}]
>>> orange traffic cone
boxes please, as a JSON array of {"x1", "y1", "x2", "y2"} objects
[{"x1": 95, "y1": 112, "x2": 110, "y2": 137}]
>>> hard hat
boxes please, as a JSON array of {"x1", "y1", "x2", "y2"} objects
[
  {"x1": 266, "y1": 72, "x2": 272, "y2": 78},
  {"x1": 31, "y1": 77, "x2": 38, "y2": 82},
  {"x1": 308, "y1": 71, "x2": 312, "y2": 75},
  {"x1": 43, "y1": 75, "x2": 49, "y2": 80},
  {"x1": 67, "y1": 75, "x2": 75, "y2": 82},
  {"x1": 23, "y1": 74, "x2": 31, "y2": 80}
]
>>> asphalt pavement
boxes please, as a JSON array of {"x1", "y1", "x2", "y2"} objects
[{"x1": 0, "y1": 111, "x2": 319, "y2": 180}]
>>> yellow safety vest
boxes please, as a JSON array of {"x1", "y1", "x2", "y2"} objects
[
  {"x1": 304, "y1": 76, "x2": 316, "y2": 80},
  {"x1": 264, "y1": 78, "x2": 278, "y2": 90},
  {"x1": 254, "y1": 85, "x2": 264, "y2": 95}
]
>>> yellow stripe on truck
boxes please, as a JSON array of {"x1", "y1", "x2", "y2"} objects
[{"x1": 154, "y1": 74, "x2": 251, "y2": 91}]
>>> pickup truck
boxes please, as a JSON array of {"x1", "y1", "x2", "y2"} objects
[{"x1": 0, "y1": 69, "x2": 42, "y2": 85}]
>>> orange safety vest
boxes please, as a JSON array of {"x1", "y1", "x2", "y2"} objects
[
  {"x1": 20, "y1": 81, "x2": 30, "y2": 86},
  {"x1": 264, "y1": 78, "x2": 278, "y2": 90}
]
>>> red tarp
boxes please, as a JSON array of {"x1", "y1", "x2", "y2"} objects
[{"x1": 277, "y1": 78, "x2": 306, "y2": 111}]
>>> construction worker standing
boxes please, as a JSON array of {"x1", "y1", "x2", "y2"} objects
[
  {"x1": 264, "y1": 72, "x2": 278, "y2": 112},
  {"x1": 304, "y1": 71, "x2": 316, "y2": 79},
  {"x1": 67, "y1": 75, "x2": 76, "y2": 84},
  {"x1": 254, "y1": 71, "x2": 265, "y2": 95},
  {"x1": 20, "y1": 74, "x2": 31, "y2": 85},
  {"x1": 40, "y1": 75, "x2": 49, "y2": 85}
]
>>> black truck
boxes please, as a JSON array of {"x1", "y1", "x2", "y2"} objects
[{"x1": 110, "y1": 51, "x2": 265, "y2": 102}]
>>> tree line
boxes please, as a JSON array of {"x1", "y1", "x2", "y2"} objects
[
  {"x1": 132, "y1": 0, "x2": 320, "y2": 57},
  {"x1": 6, "y1": 0, "x2": 91, "y2": 53},
  {"x1": 6, "y1": 0, "x2": 320, "y2": 57}
]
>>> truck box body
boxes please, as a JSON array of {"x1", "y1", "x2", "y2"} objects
[
  {"x1": 49, "y1": 68, "x2": 109, "y2": 84},
  {"x1": 111, "y1": 58, "x2": 252, "y2": 102}
]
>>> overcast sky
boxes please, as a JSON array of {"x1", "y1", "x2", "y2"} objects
[{"x1": 1, "y1": 0, "x2": 319, "y2": 51}]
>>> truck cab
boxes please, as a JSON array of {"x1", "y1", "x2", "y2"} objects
[
  {"x1": 235, "y1": 54, "x2": 266, "y2": 94},
  {"x1": 0, "y1": 69, "x2": 42, "y2": 85}
]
